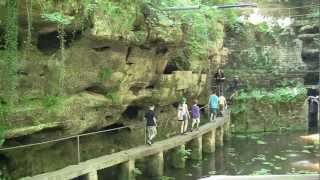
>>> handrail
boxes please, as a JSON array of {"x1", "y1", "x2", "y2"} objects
[
  {"x1": 0, "y1": 106, "x2": 212, "y2": 151},
  {"x1": 162, "y1": 3, "x2": 257, "y2": 11},
  {"x1": 259, "y1": 4, "x2": 320, "y2": 10},
  {"x1": 22, "y1": 115, "x2": 230, "y2": 180},
  {"x1": 0, "y1": 126, "x2": 129, "y2": 151}
]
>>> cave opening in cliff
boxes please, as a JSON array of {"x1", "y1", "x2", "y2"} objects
[
  {"x1": 129, "y1": 86, "x2": 142, "y2": 96},
  {"x1": 172, "y1": 102, "x2": 179, "y2": 108},
  {"x1": 302, "y1": 49, "x2": 320, "y2": 61},
  {"x1": 163, "y1": 62, "x2": 178, "y2": 74},
  {"x1": 304, "y1": 72, "x2": 319, "y2": 85},
  {"x1": 146, "y1": 84, "x2": 154, "y2": 89},
  {"x1": 100, "y1": 123, "x2": 128, "y2": 135},
  {"x1": 122, "y1": 105, "x2": 143, "y2": 119},
  {"x1": 0, "y1": 154, "x2": 10, "y2": 175},
  {"x1": 103, "y1": 123, "x2": 125, "y2": 131},
  {"x1": 37, "y1": 29, "x2": 82, "y2": 54},
  {"x1": 156, "y1": 46, "x2": 168, "y2": 55},
  {"x1": 84, "y1": 84, "x2": 107, "y2": 94},
  {"x1": 0, "y1": 26, "x2": 5, "y2": 50}
]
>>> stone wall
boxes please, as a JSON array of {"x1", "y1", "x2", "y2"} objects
[
  {"x1": 231, "y1": 94, "x2": 307, "y2": 133},
  {"x1": 222, "y1": 2, "x2": 318, "y2": 133}
]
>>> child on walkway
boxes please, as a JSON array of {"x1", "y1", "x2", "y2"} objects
[
  {"x1": 177, "y1": 97, "x2": 190, "y2": 134},
  {"x1": 191, "y1": 99, "x2": 200, "y2": 131}
]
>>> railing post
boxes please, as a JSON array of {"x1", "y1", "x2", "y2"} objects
[{"x1": 77, "y1": 136, "x2": 81, "y2": 163}]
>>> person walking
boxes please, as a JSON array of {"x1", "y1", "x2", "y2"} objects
[
  {"x1": 208, "y1": 92, "x2": 219, "y2": 121},
  {"x1": 191, "y1": 99, "x2": 200, "y2": 131},
  {"x1": 218, "y1": 94, "x2": 227, "y2": 117},
  {"x1": 214, "y1": 68, "x2": 225, "y2": 95},
  {"x1": 177, "y1": 97, "x2": 190, "y2": 134},
  {"x1": 306, "y1": 96, "x2": 319, "y2": 133},
  {"x1": 144, "y1": 105, "x2": 157, "y2": 145}
]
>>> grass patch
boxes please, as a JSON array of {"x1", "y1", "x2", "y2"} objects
[
  {"x1": 98, "y1": 67, "x2": 112, "y2": 81},
  {"x1": 105, "y1": 91, "x2": 120, "y2": 105},
  {"x1": 251, "y1": 168, "x2": 271, "y2": 175},
  {"x1": 42, "y1": 95, "x2": 63, "y2": 111},
  {"x1": 157, "y1": 176, "x2": 175, "y2": 180},
  {"x1": 256, "y1": 140, "x2": 267, "y2": 145}
]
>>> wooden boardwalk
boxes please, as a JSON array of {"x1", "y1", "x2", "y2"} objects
[{"x1": 22, "y1": 114, "x2": 230, "y2": 180}]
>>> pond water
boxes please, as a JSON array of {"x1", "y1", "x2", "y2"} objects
[
  {"x1": 134, "y1": 131, "x2": 319, "y2": 180},
  {"x1": 1, "y1": 129, "x2": 318, "y2": 179}
]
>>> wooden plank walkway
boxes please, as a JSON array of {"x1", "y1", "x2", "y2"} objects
[
  {"x1": 200, "y1": 174, "x2": 320, "y2": 180},
  {"x1": 21, "y1": 114, "x2": 230, "y2": 180}
]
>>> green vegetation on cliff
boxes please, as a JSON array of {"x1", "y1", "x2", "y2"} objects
[{"x1": 231, "y1": 84, "x2": 307, "y2": 133}]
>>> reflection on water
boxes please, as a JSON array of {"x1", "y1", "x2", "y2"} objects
[
  {"x1": 1, "y1": 130, "x2": 318, "y2": 179},
  {"x1": 137, "y1": 131, "x2": 319, "y2": 180}
]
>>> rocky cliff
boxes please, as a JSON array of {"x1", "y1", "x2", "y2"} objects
[{"x1": 0, "y1": 0, "x2": 230, "y2": 144}]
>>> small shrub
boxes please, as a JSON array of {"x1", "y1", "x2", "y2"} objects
[
  {"x1": 42, "y1": 95, "x2": 61, "y2": 109},
  {"x1": 158, "y1": 176, "x2": 175, "y2": 180},
  {"x1": 0, "y1": 126, "x2": 6, "y2": 147},
  {"x1": 105, "y1": 92, "x2": 120, "y2": 105},
  {"x1": 132, "y1": 167, "x2": 142, "y2": 178},
  {"x1": 178, "y1": 145, "x2": 191, "y2": 160},
  {"x1": 98, "y1": 67, "x2": 112, "y2": 81},
  {"x1": 41, "y1": 12, "x2": 73, "y2": 25},
  {"x1": 0, "y1": 104, "x2": 9, "y2": 121}
]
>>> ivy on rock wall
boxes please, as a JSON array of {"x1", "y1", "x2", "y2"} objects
[
  {"x1": 231, "y1": 84, "x2": 307, "y2": 133},
  {"x1": 0, "y1": 0, "x2": 18, "y2": 146},
  {"x1": 92, "y1": 0, "x2": 237, "y2": 71},
  {"x1": 0, "y1": 0, "x2": 238, "y2": 147},
  {"x1": 1, "y1": 0, "x2": 18, "y2": 106}
]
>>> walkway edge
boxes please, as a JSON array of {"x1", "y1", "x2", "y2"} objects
[{"x1": 21, "y1": 114, "x2": 230, "y2": 180}]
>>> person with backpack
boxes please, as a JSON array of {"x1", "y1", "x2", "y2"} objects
[
  {"x1": 191, "y1": 99, "x2": 201, "y2": 131},
  {"x1": 144, "y1": 105, "x2": 157, "y2": 145},
  {"x1": 177, "y1": 97, "x2": 190, "y2": 134}
]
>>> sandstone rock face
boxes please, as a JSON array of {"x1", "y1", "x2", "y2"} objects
[{"x1": 1, "y1": 0, "x2": 224, "y2": 142}]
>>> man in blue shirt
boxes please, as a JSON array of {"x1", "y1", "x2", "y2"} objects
[{"x1": 208, "y1": 92, "x2": 218, "y2": 121}]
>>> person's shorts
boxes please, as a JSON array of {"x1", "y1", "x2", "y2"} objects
[
  {"x1": 210, "y1": 108, "x2": 217, "y2": 114},
  {"x1": 192, "y1": 118, "x2": 200, "y2": 123},
  {"x1": 183, "y1": 114, "x2": 188, "y2": 121},
  {"x1": 178, "y1": 114, "x2": 188, "y2": 121}
]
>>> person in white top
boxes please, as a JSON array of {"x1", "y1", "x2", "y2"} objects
[{"x1": 177, "y1": 97, "x2": 190, "y2": 134}]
